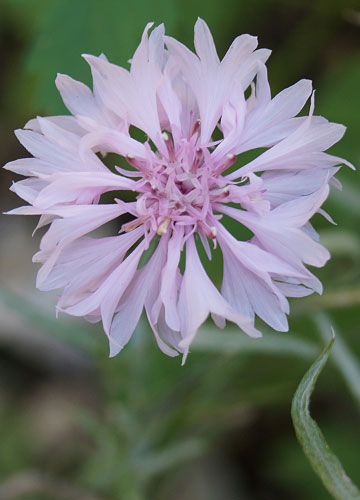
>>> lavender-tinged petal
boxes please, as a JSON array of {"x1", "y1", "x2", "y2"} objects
[
  {"x1": 178, "y1": 236, "x2": 261, "y2": 358},
  {"x1": 159, "y1": 226, "x2": 184, "y2": 331},
  {"x1": 194, "y1": 17, "x2": 220, "y2": 68},
  {"x1": 34, "y1": 171, "x2": 135, "y2": 209}
]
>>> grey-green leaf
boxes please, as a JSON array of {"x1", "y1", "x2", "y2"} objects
[{"x1": 291, "y1": 336, "x2": 360, "y2": 500}]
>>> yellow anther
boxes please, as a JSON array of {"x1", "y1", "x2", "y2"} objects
[{"x1": 157, "y1": 217, "x2": 170, "y2": 235}]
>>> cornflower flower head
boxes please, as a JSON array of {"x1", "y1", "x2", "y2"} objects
[{"x1": 5, "y1": 19, "x2": 352, "y2": 362}]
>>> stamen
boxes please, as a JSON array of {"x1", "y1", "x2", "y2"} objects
[
  {"x1": 199, "y1": 221, "x2": 217, "y2": 239},
  {"x1": 191, "y1": 119, "x2": 201, "y2": 137},
  {"x1": 213, "y1": 153, "x2": 236, "y2": 176},
  {"x1": 162, "y1": 131, "x2": 175, "y2": 162},
  {"x1": 209, "y1": 186, "x2": 230, "y2": 201},
  {"x1": 190, "y1": 147, "x2": 203, "y2": 173},
  {"x1": 126, "y1": 154, "x2": 149, "y2": 174},
  {"x1": 122, "y1": 216, "x2": 149, "y2": 233},
  {"x1": 157, "y1": 217, "x2": 170, "y2": 235}
]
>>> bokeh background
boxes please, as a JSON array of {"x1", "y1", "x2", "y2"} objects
[{"x1": 0, "y1": 0, "x2": 359, "y2": 499}]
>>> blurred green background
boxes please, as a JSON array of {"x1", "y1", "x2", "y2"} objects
[{"x1": 0, "y1": 0, "x2": 359, "y2": 499}]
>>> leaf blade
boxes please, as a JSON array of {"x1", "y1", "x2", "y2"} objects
[{"x1": 291, "y1": 336, "x2": 360, "y2": 500}]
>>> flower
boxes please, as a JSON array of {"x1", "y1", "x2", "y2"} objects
[{"x1": 5, "y1": 19, "x2": 351, "y2": 362}]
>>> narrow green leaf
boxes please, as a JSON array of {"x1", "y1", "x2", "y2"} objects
[{"x1": 291, "y1": 336, "x2": 360, "y2": 500}]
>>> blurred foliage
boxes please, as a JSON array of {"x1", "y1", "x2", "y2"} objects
[{"x1": 0, "y1": 0, "x2": 359, "y2": 499}]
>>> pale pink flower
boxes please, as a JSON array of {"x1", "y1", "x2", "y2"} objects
[{"x1": 5, "y1": 19, "x2": 351, "y2": 361}]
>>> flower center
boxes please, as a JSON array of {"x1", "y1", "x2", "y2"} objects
[{"x1": 121, "y1": 131, "x2": 233, "y2": 237}]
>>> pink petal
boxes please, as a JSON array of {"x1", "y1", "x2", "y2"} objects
[
  {"x1": 178, "y1": 236, "x2": 261, "y2": 359},
  {"x1": 34, "y1": 171, "x2": 135, "y2": 208},
  {"x1": 55, "y1": 74, "x2": 100, "y2": 119},
  {"x1": 159, "y1": 226, "x2": 184, "y2": 331},
  {"x1": 64, "y1": 239, "x2": 145, "y2": 329},
  {"x1": 193, "y1": 17, "x2": 220, "y2": 68}
]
